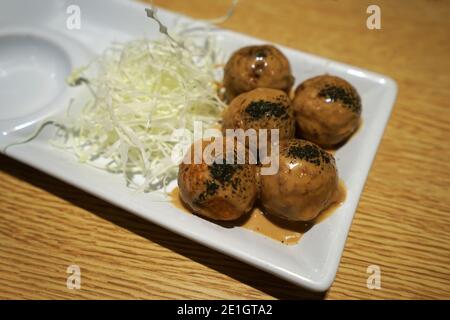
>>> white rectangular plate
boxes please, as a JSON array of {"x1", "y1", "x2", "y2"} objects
[{"x1": 0, "y1": 0, "x2": 397, "y2": 291}]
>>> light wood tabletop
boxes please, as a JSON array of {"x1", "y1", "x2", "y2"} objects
[{"x1": 1, "y1": 0, "x2": 449, "y2": 300}]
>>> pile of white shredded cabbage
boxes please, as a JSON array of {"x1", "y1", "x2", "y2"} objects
[{"x1": 56, "y1": 18, "x2": 226, "y2": 192}]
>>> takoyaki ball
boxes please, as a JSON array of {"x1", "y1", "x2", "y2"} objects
[
  {"x1": 178, "y1": 137, "x2": 257, "y2": 221},
  {"x1": 224, "y1": 45, "x2": 294, "y2": 101},
  {"x1": 222, "y1": 88, "x2": 295, "y2": 142},
  {"x1": 292, "y1": 75, "x2": 362, "y2": 148},
  {"x1": 259, "y1": 139, "x2": 338, "y2": 221}
]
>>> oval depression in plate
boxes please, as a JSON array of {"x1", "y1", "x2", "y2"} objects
[{"x1": 0, "y1": 33, "x2": 71, "y2": 121}]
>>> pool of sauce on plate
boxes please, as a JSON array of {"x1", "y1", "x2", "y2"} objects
[
  {"x1": 169, "y1": 187, "x2": 190, "y2": 212},
  {"x1": 169, "y1": 180, "x2": 346, "y2": 245}
]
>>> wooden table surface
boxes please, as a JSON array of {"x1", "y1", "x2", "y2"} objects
[{"x1": 1, "y1": 0, "x2": 449, "y2": 300}]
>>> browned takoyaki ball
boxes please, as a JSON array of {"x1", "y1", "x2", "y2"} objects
[
  {"x1": 178, "y1": 137, "x2": 257, "y2": 221},
  {"x1": 224, "y1": 45, "x2": 294, "y2": 101},
  {"x1": 259, "y1": 139, "x2": 338, "y2": 221},
  {"x1": 292, "y1": 75, "x2": 362, "y2": 148},
  {"x1": 222, "y1": 88, "x2": 295, "y2": 142}
]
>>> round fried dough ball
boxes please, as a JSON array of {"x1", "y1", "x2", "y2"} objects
[
  {"x1": 259, "y1": 139, "x2": 338, "y2": 221},
  {"x1": 222, "y1": 88, "x2": 295, "y2": 141},
  {"x1": 292, "y1": 75, "x2": 362, "y2": 148},
  {"x1": 224, "y1": 45, "x2": 294, "y2": 101},
  {"x1": 178, "y1": 137, "x2": 257, "y2": 221}
]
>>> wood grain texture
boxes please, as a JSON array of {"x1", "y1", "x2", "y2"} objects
[{"x1": 1, "y1": 0, "x2": 449, "y2": 299}]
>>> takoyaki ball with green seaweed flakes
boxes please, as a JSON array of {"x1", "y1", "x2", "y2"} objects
[
  {"x1": 222, "y1": 88, "x2": 295, "y2": 141},
  {"x1": 293, "y1": 75, "x2": 362, "y2": 148},
  {"x1": 224, "y1": 45, "x2": 294, "y2": 101},
  {"x1": 259, "y1": 139, "x2": 338, "y2": 221},
  {"x1": 178, "y1": 137, "x2": 257, "y2": 221}
]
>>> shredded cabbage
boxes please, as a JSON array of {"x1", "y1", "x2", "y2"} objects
[{"x1": 57, "y1": 23, "x2": 225, "y2": 192}]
